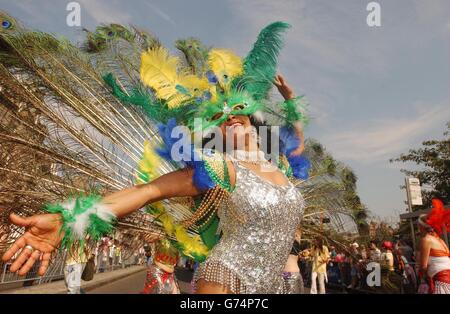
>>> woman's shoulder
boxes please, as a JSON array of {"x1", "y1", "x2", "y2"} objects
[{"x1": 193, "y1": 148, "x2": 235, "y2": 191}]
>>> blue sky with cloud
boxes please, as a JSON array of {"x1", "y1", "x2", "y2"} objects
[{"x1": 1, "y1": 0, "x2": 449, "y2": 220}]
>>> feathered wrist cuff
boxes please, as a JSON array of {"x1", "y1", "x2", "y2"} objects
[
  {"x1": 280, "y1": 96, "x2": 309, "y2": 127},
  {"x1": 45, "y1": 194, "x2": 117, "y2": 249}
]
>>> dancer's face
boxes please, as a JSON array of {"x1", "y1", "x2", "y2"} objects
[{"x1": 219, "y1": 112, "x2": 253, "y2": 150}]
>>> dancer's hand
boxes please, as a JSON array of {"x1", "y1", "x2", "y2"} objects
[
  {"x1": 273, "y1": 74, "x2": 295, "y2": 100},
  {"x1": 274, "y1": 74, "x2": 305, "y2": 156},
  {"x1": 2, "y1": 213, "x2": 63, "y2": 276}
]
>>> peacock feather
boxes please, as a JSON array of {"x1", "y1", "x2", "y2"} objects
[{"x1": 175, "y1": 37, "x2": 210, "y2": 75}]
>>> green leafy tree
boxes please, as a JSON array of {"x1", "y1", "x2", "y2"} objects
[{"x1": 390, "y1": 123, "x2": 450, "y2": 208}]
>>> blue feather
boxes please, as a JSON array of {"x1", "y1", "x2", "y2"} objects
[
  {"x1": 155, "y1": 118, "x2": 216, "y2": 191},
  {"x1": 287, "y1": 154, "x2": 311, "y2": 180},
  {"x1": 279, "y1": 126, "x2": 311, "y2": 180},
  {"x1": 279, "y1": 126, "x2": 300, "y2": 156},
  {"x1": 191, "y1": 162, "x2": 216, "y2": 190},
  {"x1": 155, "y1": 119, "x2": 181, "y2": 162}
]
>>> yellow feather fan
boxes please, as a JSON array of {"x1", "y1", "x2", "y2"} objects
[
  {"x1": 208, "y1": 49, "x2": 243, "y2": 91},
  {"x1": 140, "y1": 46, "x2": 209, "y2": 108}
]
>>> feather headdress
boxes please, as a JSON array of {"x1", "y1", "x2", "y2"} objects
[
  {"x1": 105, "y1": 22, "x2": 300, "y2": 131},
  {"x1": 419, "y1": 199, "x2": 450, "y2": 236}
]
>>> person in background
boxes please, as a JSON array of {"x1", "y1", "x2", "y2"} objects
[
  {"x1": 397, "y1": 239, "x2": 414, "y2": 264},
  {"x1": 381, "y1": 241, "x2": 395, "y2": 272},
  {"x1": 326, "y1": 246, "x2": 341, "y2": 286},
  {"x1": 310, "y1": 237, "x2": 330, "y2": 294},
  {"x1": 380, "y1": 241, "x2": 402, "y2": 293},
  {"x1": 418, "y1": 199, "x2": 450, "y2": 294},
  {"x1": 350, "y1": 242, "x2": 359, "y2": 256},
  {"x1": 348, "y1": 255, "x2": 360, "y2": 289},
  {"x1": 282, "y1": 228, "x2": 304, "y2": 294},
  {"x1": 145, "y1": 245, "x2": 153, "y2": 267},
  {"x1": 394, "y1": 244, "x2": 417, "y2": 293},
  {"x1": 64, "y1": 245, "x2": 88, "y2": 294},
  {"x1": 329, "y1": 246, "x2": 337, "y2": 260},
  {"x1": 108, "y1": 240, "x2": 115, "y2": 267},
  {"x1": 359, "y1": 245, "x2": 368, "y2": 260},
  {"x1": 335, "y1": 252, "x2": 347, "y2": 289},
  {"x1": 369, "y1": 241, "x2": 381, "y2": 262},
  {"x1": 142, "y1": 238, "x2": 180, "y2": 294},
  {"x1": 139, "y1": 246, "x2": 146, "y2": 265},
  {"x1": 97, "y1": 238, "x2": 107, "y2": 272},
  {"x1": 114, "y1": 242, "x2": 122, "y2": 267}
]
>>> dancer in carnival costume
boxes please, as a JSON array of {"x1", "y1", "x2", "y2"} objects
[
  {"x1": 0, "y1": 16, "x2": 311, "y2": 293},
  {"x1": 141, "y1": 238, "x2": 180, "y2": 294},
  {"x1": 418, "y1": 199, "x2": 450, "y2": 294}
]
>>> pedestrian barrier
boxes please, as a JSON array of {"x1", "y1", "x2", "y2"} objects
[
  {"x1": 0, "y1": 251, "x2": 67, "y2": 286},
  {"x1": 0, "y1": 247, "x2": 146, "y2": 288}
]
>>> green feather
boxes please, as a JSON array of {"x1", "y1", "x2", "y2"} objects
[
  {"x1": 236, "y1": 21, "x2": 291, "y2": 101},
  {"x1": 45, "y1": 194, "x2": 116, "y2": 251},
  {"x1": 280, "y1": 96, "x2": 309, "y2": 127},
  {"x1": 103, "y1": 73, "x2": 195, "y2": 125}
]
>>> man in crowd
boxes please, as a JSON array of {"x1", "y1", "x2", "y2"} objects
[
  {"x1": 64, "y1": 246, "x2": 88, "y2": 294},
  {"x1": 369, "y1": 240, "x2": 381, "y2": 262}
]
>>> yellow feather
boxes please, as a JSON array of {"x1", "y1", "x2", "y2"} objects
[
  {"x1": 174, "y1": 225, "x2": 209, "y2": 257},
  {"x1": 136, "y1": 140, "x2": 161, "y2": 183},
  {"x1": 140, "y1": 47, "x2": 179, "y2": 104},
  {"x1": 156, "y1": 208, "x2": 209, "y2": 259},
  {"x1": 208, "y1": 49, "x2": 243, "y2": 90},
  {"x1": 159, "y1": 212, "x2": 175, "y2": 235},
  {"x1": 178, "y1": 75, "x2": 209, "y2": 97},
  {"x1": 140, "y1": 47, "x2": 210, "y2": 108}
]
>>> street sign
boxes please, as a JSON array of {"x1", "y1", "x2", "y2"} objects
[{"x1": 407, "y1": 177, "x2": 423, "y2": 205}]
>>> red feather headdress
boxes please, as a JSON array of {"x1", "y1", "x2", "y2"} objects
[{"x1": 419, "y1": 199, "x2": 450, "y2": 236}]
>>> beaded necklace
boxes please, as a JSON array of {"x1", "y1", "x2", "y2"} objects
[{"x1": 231, "y1": 150, "x2": 269, "y2": 165}]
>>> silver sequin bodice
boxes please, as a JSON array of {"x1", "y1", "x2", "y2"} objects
[{"x1": 196, "y1": 160, "x2": 304, "y2": 293}]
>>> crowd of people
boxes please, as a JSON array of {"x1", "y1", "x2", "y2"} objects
[
  {"x1": 63, "y1": 236, "x2": 148, "y2": 294},
  {"x1": 296, "y1": 238, "x2": 418, "y2": 294}
]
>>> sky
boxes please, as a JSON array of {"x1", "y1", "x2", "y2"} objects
[{"x1": 1, "y1": 0, "x2": 449, "y2": 221}]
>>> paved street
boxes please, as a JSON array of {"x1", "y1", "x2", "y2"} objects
[
  {"x1": 89, "y1": 269, "x2": 147, "y2": 294},
  {"x1": 89, "y1": 267, "x2": 194, "y2": 294}
]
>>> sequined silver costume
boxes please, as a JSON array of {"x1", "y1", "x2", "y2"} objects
[{"x1": 195, "y1": 159, "x2": 304, "y2": 293}]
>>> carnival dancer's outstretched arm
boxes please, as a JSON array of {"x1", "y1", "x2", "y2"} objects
[
  {"x1": 273, "y1": 74, "x2": 305, "y2": 156},
  {"x1": 1, "y1": 168, "x2": 223, "y2": 276}
]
